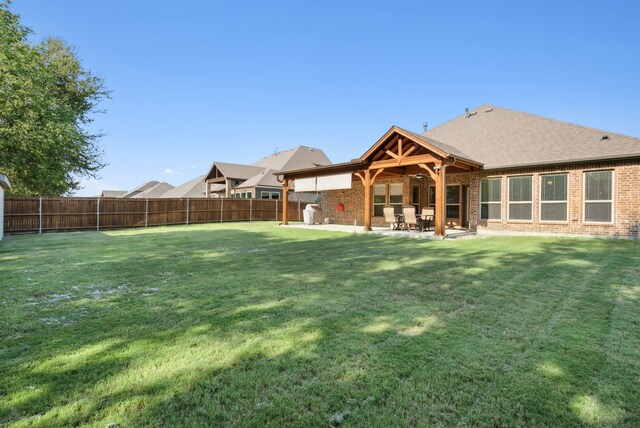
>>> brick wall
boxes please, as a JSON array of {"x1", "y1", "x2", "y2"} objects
[{"x1": 319, "y1": 160, "x2": 640, "y2": 238}]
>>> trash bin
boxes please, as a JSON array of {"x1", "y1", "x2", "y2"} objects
[{"x1": 303, "y1": 204, "x2": 323, "y2": 225}]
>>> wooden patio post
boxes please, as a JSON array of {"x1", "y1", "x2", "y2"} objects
[
  {"x1": 363, "y1": 170, "x2": 372, "y2": 231},
  {"x1": 434, "y1": 163, "x2": 446, "y2": 237},
  {"x1": 281, "y1": 179, "x2": 289, "y2": 225}
]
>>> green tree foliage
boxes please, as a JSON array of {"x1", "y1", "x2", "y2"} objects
[{"x1": 0, "y1": 2, "x2": 109, "y2": 195}]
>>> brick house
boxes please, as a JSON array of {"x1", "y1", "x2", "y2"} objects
[{"x1": 277, "y1": 105, "x2": 640, "y2": 238}]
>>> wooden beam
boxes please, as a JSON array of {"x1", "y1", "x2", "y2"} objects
[
  {"x1": 281, "y1": 179, "x2": 289, "y2": 225},
  {"x1": 363, "y1": 170, "x2": 372, "y2": 232},
  {"x1": 434, "y1": 164, "x2": 446, "y2": 237},
  {"x1": 354, "y1": 172, "x2": 365, "y2": 184},
  {"x1": 398, "y1": 138, "x2": 403, "y2": 158},
  {"x1": 370, "y1": 154, "x2": 440, "y2": 169},
  {"x1": 385, "y1": 150, "x2": 399, "y2": 160},
  {"x1": 418, "y1": 163, "x2": 437, "y2": 181},
  {"x1": 403, "y1": 144, "x2": 418, "y2": 158},
  {"x1": 371, "y1": 168, "x2": 385, "y2": 184}
]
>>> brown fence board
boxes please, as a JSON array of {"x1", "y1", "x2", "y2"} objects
[{"x1": 4, "y1": 197, "x2": 304, "y2": 234}]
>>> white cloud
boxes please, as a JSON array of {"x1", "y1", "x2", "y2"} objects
[{"x1": 163, "y1": 168, "x2": 177, "y2": 176}]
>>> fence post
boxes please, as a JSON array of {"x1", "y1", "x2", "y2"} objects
[
  {"x1": 38, "y1": 196, "x2": 42, "y2": 234},
  {"x1": 220, "y1": 198, "x2": 224, "y2": 223},
  {"x1": 249, "y1": 198, "x2": 252, "y2": 222},
  {"x1": 186, "y1": 198, "x2": 190, "y2": 225},
  {"x1": 97, "y1": 198, "x2": 100, "y2": 231},
  {"x1": 298, "y1": 200, "x2": 301, "y2": 222},
  {"x1": 275, "y1": 199, "x2": 278, "y2": 222},
  {"x1": 145, "y1": 198, "x2": 149, "y2": 227}
]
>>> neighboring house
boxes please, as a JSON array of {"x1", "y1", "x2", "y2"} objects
[
  {"x1": 278, "y1": 105, "x2": 640, "y2": 238},
  {"x1": 0, "y1": 173, "x2": 10, "y2": 240},
  {"x1": 101, "y1": 190, "x2": 127, "y2": 198},
  {"x1": 159, "y1": 175, "x2": 207, "y2": 198},
  {"x1": 124, "y1": 181, "x2": 175, "y2": 198},
  {"x1": 205, "y1": 146, "x2": 331, "y2": 200}
]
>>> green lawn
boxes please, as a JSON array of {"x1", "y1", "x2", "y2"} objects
[{"x1": 1, "y1": 223, "x2": 639, "y2": 427}]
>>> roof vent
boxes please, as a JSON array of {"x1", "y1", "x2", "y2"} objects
[
  {"x1": 422, "y1": 121, "x2": 428, "y2": 131},
  {"x1": 601, "y1": 135, "x2": 610, "y2": 140},
  {"x1": 465, "y1": 107, "x2": 469, "y2": 118},
  {"x1": 485, "y1": 108, "x2": 493, "y2": 113}
]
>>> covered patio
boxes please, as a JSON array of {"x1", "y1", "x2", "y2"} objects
[
  {"x1": 286, "y1": 222, "x2": 477, "y2": 240},
  {"x1": 277, "y1": 126, "x2": 483, "y2": 237}
]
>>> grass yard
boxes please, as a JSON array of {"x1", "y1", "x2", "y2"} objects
[{"x1": 1, "y1": 222, "x2": 639, "y2": 427}]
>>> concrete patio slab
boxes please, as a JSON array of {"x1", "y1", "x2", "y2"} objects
[{"x1": 283, "y1": 223, "x2": 476, "y2": 240}]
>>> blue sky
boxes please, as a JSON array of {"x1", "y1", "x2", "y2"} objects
[{"x1": 11, "y1": 1, "x2": 640, "y2": 195}]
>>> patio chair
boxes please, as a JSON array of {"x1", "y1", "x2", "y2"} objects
[
  {"x1": 421, "y1": 207, "x2": 435, "y2": 231},
  {"x1": 402, "y1": 206, "x2": 422, "y2": 232},
  {"x1": 383, "y1": 206, "x2": 401, "y2": 230}
]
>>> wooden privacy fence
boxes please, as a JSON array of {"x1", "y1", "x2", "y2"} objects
[{"x1": 3, "y1": 197, "x2": 304, "y2": 234}]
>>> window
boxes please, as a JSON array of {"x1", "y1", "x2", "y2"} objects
[
  {"x1": 540, "y1": 174, "x2": 568, "y2": 221},
  {"x1": 412, "y1": 185, "x2": 420, "y2": 213},
  {"x1": 584, "y1": 171, "x2": 613, "y2": 223},
  {"x1": 446, "y1": 185, "x2": 460, "y2": 218},
  {"x1": 480, "y1": 178, "x2": 501, "y2": 220},
  {"x1": 373, "y1": 184, "x2": 385, "y2": 217},
  {"x1": 261, "y1": 191, "x2": 280, "y2": 199},
  {"x1": 389, "y1": 183, "x2": 403, "y2": 215},
  {"x1": 247, "y1": 192, "x2": 252, "y2": 199},
  {"x1": 508, "y1": 176, "x2": 532, "y2": 220},
  {"x1": 428, "y1": 186, "x2": 435, "y2": 207}
]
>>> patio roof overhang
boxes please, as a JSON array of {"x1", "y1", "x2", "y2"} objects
[{"x1": 276, "y1": 126, "x2": 484, "y2": 236}]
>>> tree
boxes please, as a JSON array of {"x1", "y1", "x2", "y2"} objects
[{"x1": 0, "y1": 2, "x2": 109, "y2": 195}]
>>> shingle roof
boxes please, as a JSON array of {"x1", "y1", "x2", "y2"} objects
[
  {"x1": 253, "y1": 146, "x2": 331, "y2": 171},
  {"x1": 128, "y1": 182, "x2": 175, "y2": 198},
  {"x1": 423, "y1": 104, "x2": 640, "y2": 169},
  {"x1": 207, "y1": 162, "x2": 265, "y2": 180},
  {"x1": 101, "y1": 190, "x2": 127, "y2": 198},
  {"x1": 235, "y1": 169, "x2": 280, "y2": 189},
  {"x1": 159, "y1": 176, "x2": 206, "y2": 198}
]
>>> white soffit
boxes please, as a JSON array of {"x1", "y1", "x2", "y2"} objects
[
  {"x1": 317, "y1": 173, "x2": 352, "y2": 191},
  {"x1": 294, "y1": 177, "x2": 317, "y2": 192}
]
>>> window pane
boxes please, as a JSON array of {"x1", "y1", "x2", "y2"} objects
[
  {"x1": 509, "y1": 203, "x2": 532, "y2": 220},
  {"x1": 272, "y1": 193, "x2": 279, "y2": 200},
  {"x1": 480, "y1": 180, "x2": 488, "y2": 202},
  {"x1": 428, "y1": 186, "x2": 435, "y2": 206},
  {"x1": 389, "y1": 183, "x2": 402, "y2": 204},
  {"x1": 446, "y1": 185, "x2": 459, "y2": 203},
  {"x1": 373, "y1": 205, "x2": 384, "y2": 217},
  {"x1": 585, "y1": 202, "x2": 612, "y2": 222},
  {"x1": 412, "y1": 185, "x2": 420, "y2": 206},
  {"x1": 541, "y1": 174, "x2": 567, "y2": 201},
  {"x1": 480, "y1": 203, "x2": 501, "y2": 220},
  {"x1": 509, "y1": 176, "x2": 532, "y2": 202},
  {"x1": 373, "y1": 184, "x2": 385, "y2": 204},
  {"x1": 541, "y1": 203, "x2": 567, "y2": 221},
  {"x1": 481, "y1": 178, "x2": 502, "y2": 202},
  {"x1": 585, "y1": 171, "x2": 612, "y2": 201},
  {"x1": 446, "y1": 205, "x2": 460, "y2": 218}
]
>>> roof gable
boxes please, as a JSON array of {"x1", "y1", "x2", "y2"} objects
[
  {"x1": 205, "y1": 162, "x2": 265, "y2": 181},
  {"x1": 160, "y1": 175, "x2": 206, "y2": 198},
  {"x1": 253, "y1": 146, "x2": 332, "y2": 171}
]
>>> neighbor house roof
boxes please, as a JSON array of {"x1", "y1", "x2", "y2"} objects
[
  {"x1": 123, "y1": 181, "x2": 160, "y2": 198},
  {"x1": 0, "y1": 173, "x2": 11, "y2": 189},
  {"x1": 205, "y1": 163, "x2": 265, "y2": 181},
  {"x1": 234, "y1": 169, "x2": 280, "y2": 190},
  {"x1": 160, "y1": 175, "x2": 206, "y2": 198},
  {"x1": 423, "y1": 104, "x2": 640, "y2": 169},
  {"x1": 101, "y1": 190, "x2": 127, "y2": 198},
  {"x1": 128, "y1": 182, "x2": 174, "y2": 198},
  {"x1": 253, "y1": 146, "x2": 332, "y2": 171}
]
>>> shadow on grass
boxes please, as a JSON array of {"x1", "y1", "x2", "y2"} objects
[{"x1": 1, "y1": 224, "x2": 639, "y2": 426}]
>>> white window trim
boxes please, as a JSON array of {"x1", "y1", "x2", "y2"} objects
[
  {"x1": 479, "y1": 177, "x2": 502, "y2": 221},
  {"x1": 583, "y1": 170, "x2": 614, "y2": 224},
  {"x1": 507, "y1": 175, "x2": 533, "y2": 222},
  {"x1": 260, "y1": 191, "x2": 280, "y2": 199},
  {"x1": 539, "y1": 173, "x2": 569, "y2": 223}
]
